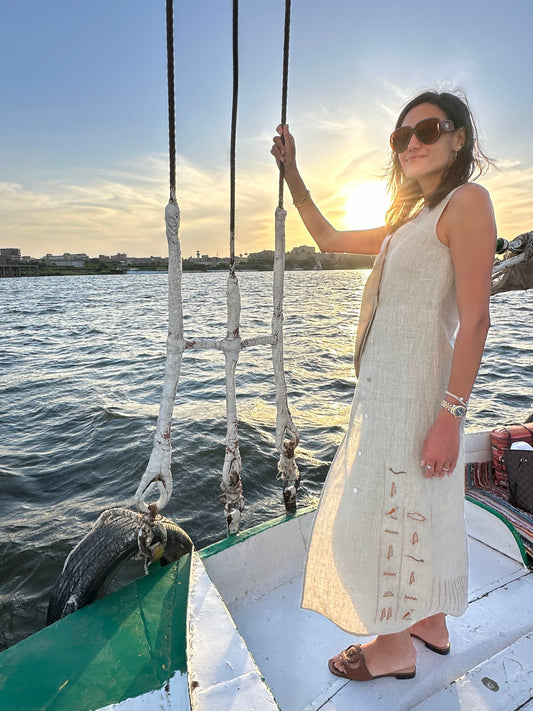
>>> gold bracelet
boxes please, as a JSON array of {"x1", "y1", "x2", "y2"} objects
[{"x1": 293, "y1": 190, "x2": 310, "y2": 209}]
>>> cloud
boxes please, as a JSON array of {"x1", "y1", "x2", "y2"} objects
[
  {"x1": 482, "y1": 161, "x2": 533, "y2": 237},
  {"x1": 0, "y1": 154, "x2": 284, "y2": 258},
  {"x1": 0, "y1": 167, "x2": 166, "y2": 257},
  {"x1": 5, "y1": 120, "x2": 530, "y2": 262}
]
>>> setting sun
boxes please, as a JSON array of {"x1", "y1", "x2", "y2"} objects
[{"x1": 342, "y1": 181, "x2": 390, "y2": 229}]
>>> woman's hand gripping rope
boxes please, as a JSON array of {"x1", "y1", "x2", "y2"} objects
[{"x1": 271, "y1": 124, "x2": 297, "y2": 171}]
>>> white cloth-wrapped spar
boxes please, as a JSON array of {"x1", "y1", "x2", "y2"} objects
[
  {"x1": 135, "y1": 201, "x2": 300, "y2": 530},
  {"x1": 220, "y1": 271, "x2": 245, "y2": 533},
  {"x1": 272, "y1": 206, "x2": 300, "y2": 511},
  {"x1": 491, "y1": 231, "x2": 533, "y2": 295},
  {"x1": 135, "y1": 200, "x2": 184, "y2": 513}
]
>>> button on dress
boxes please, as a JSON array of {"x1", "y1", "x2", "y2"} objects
[{"x1": 301, "y1": 188, "x2": 469, "y2": 635}]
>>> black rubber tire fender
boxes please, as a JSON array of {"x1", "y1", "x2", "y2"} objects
[{"x1": 46, "y1": 508, "x2": 193, "y2": 625}]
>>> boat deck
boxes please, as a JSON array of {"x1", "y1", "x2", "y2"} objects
[{"x1": 199, "y1": 505, "x2": 533, "y2": 711}]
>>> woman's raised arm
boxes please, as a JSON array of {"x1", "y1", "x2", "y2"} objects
[{"x1": 271, "y1": 124, "x2": 388, "y2": 255}]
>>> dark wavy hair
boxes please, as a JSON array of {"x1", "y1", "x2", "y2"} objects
[{"x1": 385, "y1": 91, "x2": 492, "y2": 230}]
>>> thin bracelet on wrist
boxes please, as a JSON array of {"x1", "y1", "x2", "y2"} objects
[
  {"x1": 445, "y1": 390, "x2": 469, "y2": 407},
  {"x1": 293, "y1": 190, "x2": 310, "y2": 209}
]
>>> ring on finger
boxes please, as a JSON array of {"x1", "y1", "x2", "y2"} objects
[
  {"x1": 442, "y1": 466, "x2": 451, "y2": 471},
  {"x1": 426, "y1": 464, "x2": 433, "y2": 470}
]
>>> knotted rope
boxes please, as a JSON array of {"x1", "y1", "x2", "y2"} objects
[
  {"x1": 218, "y1": 0, "x2": 245, "y2": 533},
  {"x1": 273, "y1": 0, "x2": 300, "y2": 511},
  {"x1": 135, "y1": 0, "x2": 299, "y2": 526},
  {"x1": 135, "y1": 0, "x2": 183, "y2": 513}
]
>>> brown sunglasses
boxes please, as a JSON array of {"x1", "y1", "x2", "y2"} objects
[{"x1": 390, "y1": 117, "x2": 455, "y2": 153}]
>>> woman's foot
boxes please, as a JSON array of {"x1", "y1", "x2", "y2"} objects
[
  {"x1": 330, "y1": 630, "x2": 416, "y2": 679},
  {"x1": 409, "y1": 613, "x2": 450, "y2": 654}
]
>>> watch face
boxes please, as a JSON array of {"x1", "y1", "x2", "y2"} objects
[{"x1": 443, "y1": 400, "x2": 467, "y2": 417}]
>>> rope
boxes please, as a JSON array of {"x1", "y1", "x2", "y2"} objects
[
  {"x1": 218, "y1": 0, "x2": 245, "y2": 533},
  {"x1": 278, "y1": 0, "x2": 291, "y2": 208},
  {"x1": 272, "y1": 0, "x2": 300, "y2": 512},
  {"x1": 135, "y1": 0, "x2": 184, "y2": 514},
  {"x1": 229, "y1": 0, "x2": 239, "y2": 275},
  {"x1": 136, "y1": 0, "x2": 299, "y2": 523},
  {"x1": 166, "y1": 0, "x2": 177, "y2": 203}
]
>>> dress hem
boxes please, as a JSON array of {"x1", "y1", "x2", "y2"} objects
[{"x1": 300, "y1": 597, "x2": 469, "y2": 637}]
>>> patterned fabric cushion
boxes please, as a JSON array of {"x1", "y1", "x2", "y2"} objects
[{"x1": 465, "y1": 461, "x2": 533, "y2": 565}]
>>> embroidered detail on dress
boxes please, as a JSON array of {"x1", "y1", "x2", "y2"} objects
[
  {"x1": 389, "y1": 467, "x2": 406, "y2": 475},
  {"x1": 383, "y1": 591, "x2": 394, "y2": 597},
  {"x1": 409, "y1": 572, "x2": 416, "y2": 585},
  {"x1": 406, "y1": 555, "x2": 424, "y2": 562},
  {"x1": 379, "y1": 607, "x2": 394, "y2": 621},
  {"x1": 404, "y1": 595, "x2": 417, "y2": 601},
  {"x1": 387, "y1": 545, "x2": 394, "y2": 560},
  {"x1": 385, "y1": 507, "x2": 398, "y2": 518},
  {"x1": 385, "y1": 529, "x2": 398, "y2": 535},
  {"x1": 407, "y1": 512, "x2": 427, "y2": 522},
  {"x1": 402, "y1": 612, "x2": 412, "y2": 620},
  {"x1": 390, "y1": 482, "x2": 397, "y2": 497},
  {"x1": 412, "y1": 532, "x2": 419, "y2": 545},
  {"x1": 383, "y1": 572, "x2": 397, "y2": 577}
]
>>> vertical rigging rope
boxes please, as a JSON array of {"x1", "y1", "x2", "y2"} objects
[
  {"x1": 166, "y1": 0, "x2": 177, "y2": 203},
  {"x1": 229, "y1": 0, "x2": 239, "y2": 275},
  {"x1": 135, "y1": 0, "x2": 183, "y2": 513},
  {"x1": 137, "y1": 0, "x2": 297, "y2": 522},
  {"x1": 278, "y1": 0, "x2": 291, "y2": 208},
  {"x1": 220, "y1": 0, "x2": 244, "y2": 533},
  {"x1": 272, "y1": 0, "x2": 300, "y2": 513}
]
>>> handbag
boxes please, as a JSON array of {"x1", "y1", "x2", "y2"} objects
[
  {"x1": 503, "y1": 448, "x2": 533, "y2": 514},
  {"x1": 490, "y1": 424, "x2": 533, "y2": 488}
]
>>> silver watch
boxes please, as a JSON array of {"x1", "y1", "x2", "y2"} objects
[{"x1": 441, "y1": 400, "x2": 467, "y2": 418}]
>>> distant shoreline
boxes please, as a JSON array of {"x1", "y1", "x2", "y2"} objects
[
  {"x1": 1, "y1": 245, "x2": 375, "y2": 278},
  {"x1": 1, "y1": 256, "x2": 376, "y2": 278},
  {"x1": 0, "y1": 266, "x2": 375, "y2": 278}
]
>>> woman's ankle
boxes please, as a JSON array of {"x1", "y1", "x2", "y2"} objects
[{"x1": 410, "y1": 614, "x2": 448, "y2": 643}]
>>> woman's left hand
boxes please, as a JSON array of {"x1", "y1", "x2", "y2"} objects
[{"x1": 421, "y1": 411, "x2": 461, "y2": 478}]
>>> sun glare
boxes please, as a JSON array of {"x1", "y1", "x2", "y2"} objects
[{"x1": 343, "y1": 181, "x2": 390, "y2": 230}]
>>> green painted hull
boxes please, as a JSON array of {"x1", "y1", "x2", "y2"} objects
[
  {"x1": 0, "y1": 554, "x2": 191, "y2": 711},
  {"x1": 0, "y1": 507, "x2": 311, "y2": 711}
]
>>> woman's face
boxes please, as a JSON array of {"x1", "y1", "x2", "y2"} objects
[{"x1": 397, "y1": 102, "x2": 465, "y2": 194}]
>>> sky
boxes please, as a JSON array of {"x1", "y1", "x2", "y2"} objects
[{"x1": 2, "y1": 0, "x2": 533, "y2": 259}]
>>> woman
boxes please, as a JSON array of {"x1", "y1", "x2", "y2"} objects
[{"x1": 271, "y1": 91, "x2": 496, "y2": 681}]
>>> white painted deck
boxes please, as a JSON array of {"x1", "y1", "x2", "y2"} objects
[{"x1": 195, "y1": 505, "x2": 533, "y2": 711}]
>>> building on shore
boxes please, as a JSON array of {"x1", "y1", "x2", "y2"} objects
[
  {"x1": 125, "y1": 256, "x2": 169, "y2": 268},
  {"x1": 0, "y1": 248, "x2": 39, "y2": 277},
  {"x1": 44, "y1": 253, "x2": 89, "y2": 268},
  {"x1": 1, "y1": 248, "x2": 22, "y2": 261},
  {"x1": 99, "y1": 253, "x2": 128, "y2": 264}
]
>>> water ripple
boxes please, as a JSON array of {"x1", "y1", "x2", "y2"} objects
[{"x1": 0, "y1": 270, "x2": 531, "y2": 651}]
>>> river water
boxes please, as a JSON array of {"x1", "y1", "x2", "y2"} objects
[{"x1": 1, "y1": 270, "x2": 531, "y2": 651}]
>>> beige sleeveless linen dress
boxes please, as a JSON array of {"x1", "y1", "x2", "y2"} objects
[{"x1": 301, "y1": 188, "x2": 469, "y2": 635}]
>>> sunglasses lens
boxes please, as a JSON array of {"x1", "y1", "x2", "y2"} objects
[
  {"x1": 390, "y1": 118, "x2": 447, "y2": 152},
  {"x1": 390, "y1": 126, "x2": 412, "y2": 153},
  {"x1": 415, "y1": 118, "x2": 441, "y2": 145}
]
